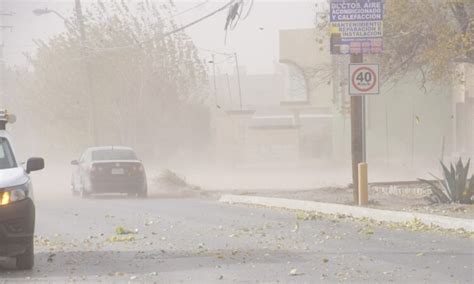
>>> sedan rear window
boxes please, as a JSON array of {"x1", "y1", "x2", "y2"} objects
[
  {"x1": 91, "y1": 149, "x2": 137, "y2": 161},
  {"x1": 0, "y1": 137, "x2": 17, "y2": 169}
]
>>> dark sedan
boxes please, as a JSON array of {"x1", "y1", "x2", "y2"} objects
[{"x1": 71, "y1": 146, "x2": 147, "y2": 198}]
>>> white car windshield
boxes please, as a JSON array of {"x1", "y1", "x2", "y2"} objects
[{"x1": 0, "y1": 137, "x2": 17, "y2": 169}]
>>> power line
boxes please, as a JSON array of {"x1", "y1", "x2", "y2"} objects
[
  {"x1": 223, "y1": 0, "x2": 253, "y2": 44},
  {"x1": 169, "y1": 0, "x2": 211, "y2": 18},
  {"x1": 213, "y1": 56, "x2": 235, "y2": 65},
  {"x1": 86, "y1": 0, "x2": 237, "y2": 54},
  {"x1": 240, "y1": 0, "x2": 254, "y2": 20},
  {"x1": 196, "y1": 46, "x2": 234, "y2": 56},
  {"x1": 33, "y1": 0, "x2": 251, "y2": 65}
]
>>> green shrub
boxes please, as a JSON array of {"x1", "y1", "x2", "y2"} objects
[{"x1": 419, "y1": 158, "x2": 473, "y2": 204}]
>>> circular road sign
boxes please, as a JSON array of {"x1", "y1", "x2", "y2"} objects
[{"x1": 350, "y1": 65, "x2": 379, "y2": 95}]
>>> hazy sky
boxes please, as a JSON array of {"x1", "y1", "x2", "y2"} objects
[{"x1": 1, "y1": 0, "x2": 317, "y2": 74}]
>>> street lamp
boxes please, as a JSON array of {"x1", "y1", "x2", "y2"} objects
[{"x1": 32, "y1": 8, "x2": 69, "y2": 22}]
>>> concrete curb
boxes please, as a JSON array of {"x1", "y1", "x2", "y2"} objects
[{"x1": 219, "y1": 194, "x2": 474, "y2": 232}]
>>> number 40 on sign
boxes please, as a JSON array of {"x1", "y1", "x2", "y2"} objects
[{"x1": 349, "y1": 64, "x2": 380, "y2": 95}]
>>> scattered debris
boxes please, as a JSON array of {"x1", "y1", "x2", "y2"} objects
[
  {"x1": 296, "y1": 211, "x2": 323, "y2": 221},
  {"x1": 155, "y1": 169, "x2": 188, "y2": 187},
  {"x1": 107, "y1": 235, "x2": 136, "y2": 242},
  {"x1": 359, "y1": 226, "x2": 375, "y2": 235},
  {"x1": 292, "y1": 222, "x2": 300, "y2": 233},
  {"x1": 115, "y1": 226, "x2": 138, "y2": 235},
  {"x1": 47, "y1": 253, "x2": 56, "y2": 263},
  {"x1": 289, "y1": 268, "x2": 301, "y2": 276}
]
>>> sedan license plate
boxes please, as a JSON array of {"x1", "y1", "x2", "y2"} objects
[{"x1": 111, "y1": 168, "x2": 124, "y2": 175}]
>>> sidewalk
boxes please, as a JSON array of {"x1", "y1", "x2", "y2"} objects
[{"x1": 219, "y1": 194, "x2": 474, "y2": 232}]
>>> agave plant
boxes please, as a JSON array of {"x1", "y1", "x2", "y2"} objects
[{"x1": 419, "y1": 158, "x2": 474, "y2": 204}]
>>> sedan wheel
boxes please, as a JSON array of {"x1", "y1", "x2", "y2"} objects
[
  {"x1": 138, "y1": 189, "x2": 148, "y2": 198},
  {"x1": 16, "y1": 238, "x2": 34, "y2": 270}
]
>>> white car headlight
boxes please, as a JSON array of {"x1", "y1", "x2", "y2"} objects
[{"x1": 0, "y1": 183, "x2": 30, "y2": 206}]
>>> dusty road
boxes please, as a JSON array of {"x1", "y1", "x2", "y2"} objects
[{"x1": 0, "y1": 196, "x2": 473, "y2": 283}]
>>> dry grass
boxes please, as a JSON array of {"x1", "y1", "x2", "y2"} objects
[{"x1": 154, "y1": 169, "x2": 189, "y2": 188}]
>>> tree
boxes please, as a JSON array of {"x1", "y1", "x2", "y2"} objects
[
  {"x1": 380, "y1": 0, "x2": 473, "y2": 85},
  {"x1": 315, "y1": 0, "x2": 473, "y2": 86},
  {"x1": 16, "y1": 0, "x2": 210, "y2": 159}
]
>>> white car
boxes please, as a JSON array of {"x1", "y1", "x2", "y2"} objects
[{"x1": 0, "y1": 110, "x2": 44, "y2": 270}]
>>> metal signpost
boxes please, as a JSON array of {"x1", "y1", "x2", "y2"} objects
[{"x1": 330, "y1": 0, "x2": 384, "y2": 203}]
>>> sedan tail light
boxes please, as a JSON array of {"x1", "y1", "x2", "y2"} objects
[
  {"x1": 90, "y1": 165, "x2": 104, "y2": 172},
  {"x1": 89, "y1": 165, "x2": 104, "y2": 179},
  {"x1": 131, "y1": 164, "x2": 144, "y2": 174}
]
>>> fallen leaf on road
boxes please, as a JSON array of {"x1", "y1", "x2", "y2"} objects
[
  {"x1": 292, "y1": 223, "x2": 300, "y2": 233},
  {"x1": 359, "y1": 227, "x2": 374, "y2": 235},
  {"x1": 296, "y1": 211, "x2": 323, "y2": 221},
  {"x1": 115, "y1": 226, "x2": 137, "y2": 235},
  {"x1": 107, "y1": 235, "x2": 135, "y2": 242},
  {"x1": 289, "y1": 268, "x2": 300, "y2": 276},
  {"x1": 416, "y1": 252, "x2": 425, "y2": 257}
]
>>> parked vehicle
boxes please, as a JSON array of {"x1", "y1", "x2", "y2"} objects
[{"x1": 0, "y1": 110, "x2": 44, "y2": 270}]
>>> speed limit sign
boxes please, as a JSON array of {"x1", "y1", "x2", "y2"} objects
[{"x1": 349, "y1": 64, "x2": 380, "y2": 95}]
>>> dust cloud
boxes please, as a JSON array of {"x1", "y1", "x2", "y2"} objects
[{"x1": 1, "y1": 0, "x2": 472, "y2": 202}]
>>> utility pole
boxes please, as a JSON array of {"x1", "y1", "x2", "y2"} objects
[
  {"x1": 211, "y1": 54, "x2": 218, "y2": 107},
  {"x1": 75, "y1": 0, "x2": 98, "y2": 145},
  {"x1": 0, "y1": 11, "x2": 13, "y2": 107},
  {"x1": 410, "y1": 93, "x2": 415, "y2": 167},
  {"x1": 0, "y1": 44, "x2": 4, "y2": 107},
  {"x1": 233, "y1": 53, "x2": 243, "y2": 110},
  {"x1": 350, "y1": 53, "x2": 365, "y2": 203},
  {"x1": 226, "y1": 73, "x2": 232, "y2": 106}
]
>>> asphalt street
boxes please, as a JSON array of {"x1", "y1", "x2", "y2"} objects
[{"x1": 0, "y1": 196, "x2": 473, "y2": 283}]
